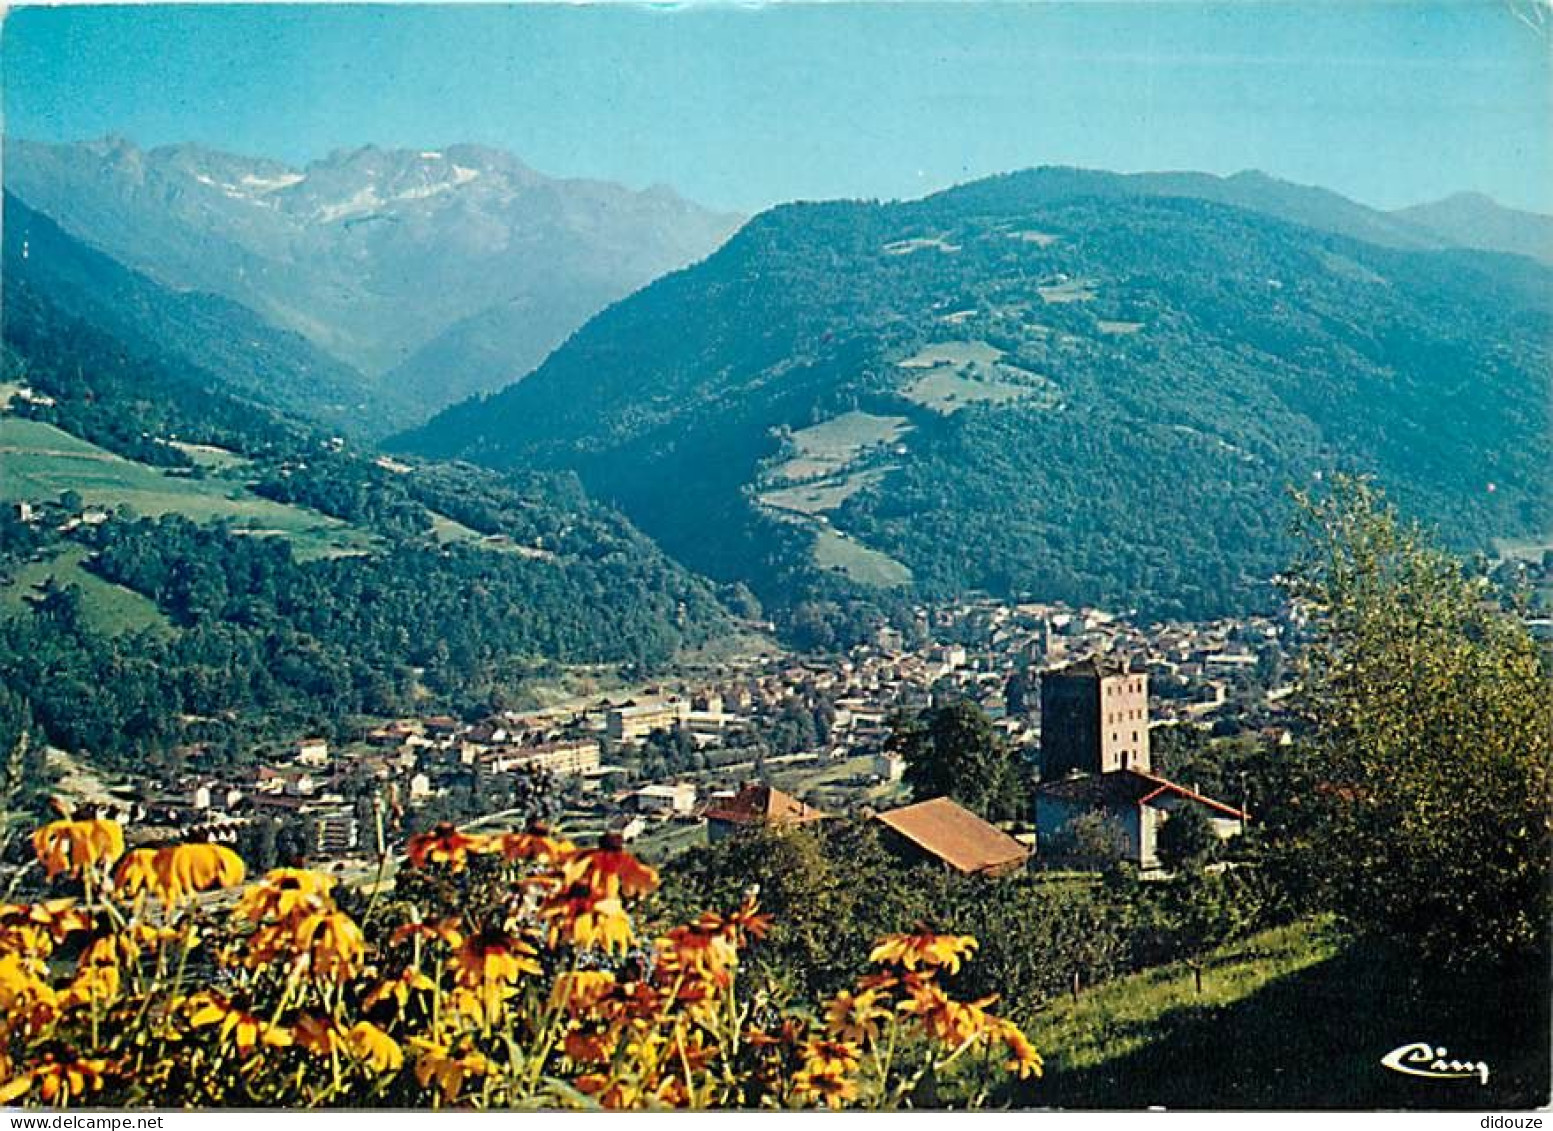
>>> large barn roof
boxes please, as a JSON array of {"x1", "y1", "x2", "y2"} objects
[{"x1": 874, "y1": 796, "x2": 1030, "y2": 875}]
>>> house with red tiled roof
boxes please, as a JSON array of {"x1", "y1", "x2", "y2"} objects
[
  {"x1": 873, "y1": 796, "x2": 1029, "y2": 876},
  {"x1": 1034, "y1": 768, "x2": 1248, "y2": 870},
  {"x1": 702, "y1": 784, "x2": 828, "y2": 842},
  {"x1": 1036, "y1": 658, "x2": 1247, "y2": 869}
]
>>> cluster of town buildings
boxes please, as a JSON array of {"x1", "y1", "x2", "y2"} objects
[{"x1": 86, "y1": 599, "x2": 1292, "y2": 873}]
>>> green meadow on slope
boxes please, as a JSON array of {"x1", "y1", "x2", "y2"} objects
[
  {"x1": 1029, "y1": 918, "x2": 1549, "y2": 1109},
  {"x1": 0, "y1": 416, "x2": 374, "y2": 560}
]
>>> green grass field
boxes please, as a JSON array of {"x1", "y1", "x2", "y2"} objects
[
  {"x1": 897, "y1": 340, "x2": 1005, "y2": 370},
  {"x1": 759, "y1": 467, "x2": 892, "y2": 516},
  {"x1": 1492, "y1": 533, "x2": 1553, "y2": 562},
  {"x1": 0, "y1": 417, "x2": 373, "y2": 559},
  {"x1": 632, "y1": 820, "x2": 709, "y2": 864},
  {"x1": 769, "y1": 753, "x2": 908, "y2": 810},
  {"x1": 1025, "y1": 918, "x2": 1550, "y2": 1109},
  {"x1": 1038, "y1": 279, "x2": 1098, "y2": 304},
  {"x1": 813, "y1": 525, "x2": 912, "y2": 588},
  {"x1": 773, "y1": 412, "x2": 911, "y2": 483},
  {"x1": 901, "y1": 370, "x2": 1036, "y2": 415},
  {"x1": 882, "y1": 235, "x2": 961, "y2": 255},
  {"x1": 0, "y1": 544, "x2": 171, "y2": 637},
  {"x1": 164, "y1": 440, "x2": 249, "y2": 470},
  {"x1": 893, "y1": 340, "x2": 1059, "y2": 416}
]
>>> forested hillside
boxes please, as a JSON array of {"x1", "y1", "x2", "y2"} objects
[
  {"x1": 3, "y1": 193, "x2": 412, "y2": 436},
  {"x1": 402, "y1": 170, "x2": 1552, "y2": 637},
  {"x1": 1, "y1": 216, "x2": 730, "y2": 770}
]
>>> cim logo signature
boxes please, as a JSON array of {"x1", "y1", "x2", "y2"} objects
[{"x1": 1380, "y1": 1041, "x2": 1489, "y2": 1085}]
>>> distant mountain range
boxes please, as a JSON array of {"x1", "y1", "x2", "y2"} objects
[
  {"x1": 916, "y1": 167, "x2": 1553, "y2": 265},
  {"x1": 4, "y1": 192, "x2": 399, "y2": 436},
  {"x1": 8, "y1": 143, "x2": 1548, "y2": 637},
  {"x1": 398, "y1": 166, "x2": 1552, "y2": 630},
  {"x1": 5, "y1": 137, "x2": 744, "y2": 418},
  {"x1": 1391, "y1": 191, "x2": 1553, "y2": 265}
]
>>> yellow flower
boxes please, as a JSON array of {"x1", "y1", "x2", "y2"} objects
[
  {"x1": 151, "y1": 842, "x2": 245, "y2": 906},
  {"x1": 236, "y1": 868, "x2": 335, "y2": 922},
  {"x1": 409, "y1": 1037, "x2": 488, "y2": 1102},
  {"x1": 32, "y1": 818, "x2": 124, "y2": 878},
  {"x1": 389, "y1": 915, "x2": 463, "y2": 950},
  {"x1": 791, "y1": 1065, "x2": 859, "y2": 1110},
  {"x1": 560, "y1": 1025, "x2": 617, "y2": 1065},
  {"x1": 296, "y1": 909, "x2": 367, "y2": 980},
  {"x1": 540, "y1": 882, "x2": 634, "y2": 955},
  {"x1": 60, "y1": 961, "x2": 120, "y2": 1009},
  {"x1": 84, "y1": 922, "x2": 184, "y2": 967},
  {"x1": 451, "y1": 925, "x2": 542, "y2": 1018},
  {"x1": 293, "y1": 1013, "x2": 347, "y2": 1058},
  {"x1": 498, "y1": 821, "x2": 575, "y2": 864},
  {"x1": 549, "y1": 969, "x2": 617, "y2": 1017},
  {"x1": 0, "y1": 953, "x2": 57, "y2": 1015},
  {"x1": 657, "y1": 921, "x2": 740, "y2": 987},
  {"x1": 185, "y1": 991, "x2": 293, "y2": 1054},
  {"x1": 347, "y1": 1021, "x2": 404, "y2": 1074},
  {"x1": 22, "y1": 900, "x2": 92, "y2": 942},
  {"x1": 824, "y1": 988, "x2": 889, "y2": 1044},
  {"x1": 363, "y1": 967, "x2": 436, "y2": 1015},
  {"x1": 868, "y1": 930, "x2": 978, "y2": 973},
  {"x1": 406, "y1": 824, "x2": 493, "y2": 872},
  {"x1": 0, "y1": 1054, "x2": 109, "y2": 1106},
  {"x1": 452, "y1": 926, "x2": 542, "y2": 987},
  {"x1": 563, "y1": 833, "x2": 659, "y2": 900},
  {"x1": 800, "y1": 1036, "x2": 862, "y2": 1076},
  {"x1": 998, "y1": 1020, "x2": 1043, "y2": 1079},
  {"x1": 112, "y1": 848, "x2": 161, "y2": 900},
  {"x1": 897, "y1": 981, "x2": 998, "y2": 1046},
  {"x1": 0, "y1": 901, "x2": 86, "y2": 960}
]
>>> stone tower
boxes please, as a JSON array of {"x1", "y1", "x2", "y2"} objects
[{"x1": 1039, "y1": 656, "x2": 1150, "y2": 778}]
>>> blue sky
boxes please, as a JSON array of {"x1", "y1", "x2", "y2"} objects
[{"x1": 4, "y1": 2, "x2": 1550, "y2": 214}]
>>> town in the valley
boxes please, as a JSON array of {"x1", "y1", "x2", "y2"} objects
[{"x1": 43, "y1": 595, "x2": 1322, "y2": 881}]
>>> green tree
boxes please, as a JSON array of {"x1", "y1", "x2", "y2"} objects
[
  {"x1": 1275, "y1": 476, "x2": 1551, "y2": 962},
  {"x1": 893, "y1": 700, "x2": 1029, "y2": 821},
  {"x1": 1155, "y1": 805, "x2": 1218, "y2": 873}
]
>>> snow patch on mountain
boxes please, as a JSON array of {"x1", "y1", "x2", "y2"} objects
[
  {"x1": 241, "y1": 172, "x2": 305, "y2": 193},
  {"x1": 314, "y1": 186, "x2": 384, "y2": 223}
]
